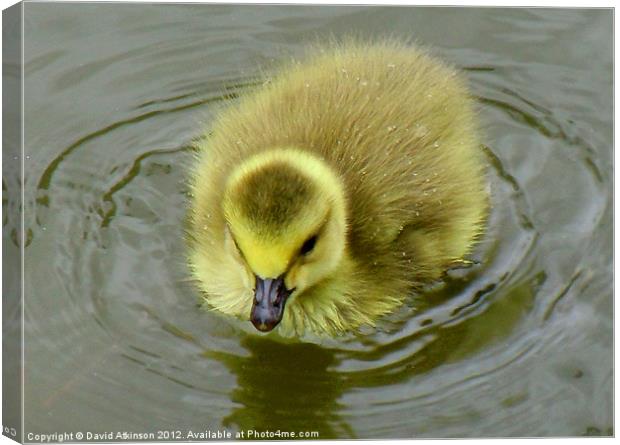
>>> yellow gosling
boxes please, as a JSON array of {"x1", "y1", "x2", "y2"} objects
[{"x1": 187, "y1": 39, "x2": 488, "y2": 337}]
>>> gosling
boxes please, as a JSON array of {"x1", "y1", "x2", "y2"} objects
[{"x1": 187, "y1": 40, "x2": 488, "y2": 337}]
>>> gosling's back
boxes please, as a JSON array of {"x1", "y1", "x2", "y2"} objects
[
  {"x1": 204, "y1": 40, "x2": 486, "y2": 273},
  {"x1": 190, "y1": 41, "x2": 488, "y2": 334}
]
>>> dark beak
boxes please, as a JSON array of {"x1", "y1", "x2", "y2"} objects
[{"x1": 250, "y1": 275, "x2": 293, "y2": 332}]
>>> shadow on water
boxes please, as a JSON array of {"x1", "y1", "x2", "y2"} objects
[
  {"x1": 339, "y1": 269, "x2": 544, "y2": 387},
  {"x1": 206, "y1": 336, "x2": 354, "y2": 439},
  {"x1": 204, "y1": 264, "x2": 542, "y2": 437}
]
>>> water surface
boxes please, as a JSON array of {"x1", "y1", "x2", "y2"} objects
[{"x1": 18, "y1": 4, "x2": 612, "y2": 438}]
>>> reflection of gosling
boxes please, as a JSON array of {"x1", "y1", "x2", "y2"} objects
[{"x1": 187, "y1": 40, "x2": 488, "y2": 337}]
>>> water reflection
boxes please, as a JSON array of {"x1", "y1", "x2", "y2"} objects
[
  {"x1": 208, "y1": 336, "x2": 353, "y2": 438},
  {"x1": 338, "y1": 269, "x2": 543, "y2": 389},
  {"x1": 205, "y1": 262, "x2": 542, "y2": 437}
]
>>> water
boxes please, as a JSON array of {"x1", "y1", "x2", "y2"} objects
[{"x1": 15, "y1": 4, "x2": 612, "y2": 438}]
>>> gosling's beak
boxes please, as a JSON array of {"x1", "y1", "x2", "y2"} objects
[{"x1": 250, "y1": 275, "x2": 293, "y2": 332}]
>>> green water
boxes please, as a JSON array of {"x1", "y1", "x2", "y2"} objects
[{"x1": 14, "y1": 4, "x2": 612, "y2": 438}]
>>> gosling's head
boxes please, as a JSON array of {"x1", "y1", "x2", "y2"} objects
[{"x1": 222, "y1": 148, "x2": 347, "y2": 332}]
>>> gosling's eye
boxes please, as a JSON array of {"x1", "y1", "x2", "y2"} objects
[{"x1": 300, "y1": 235, "x2": 318, "y2": 255}]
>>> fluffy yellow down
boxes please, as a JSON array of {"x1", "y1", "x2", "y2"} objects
[{"x1": 187, "y1": 39, "x2": 488, "y2": 337}]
